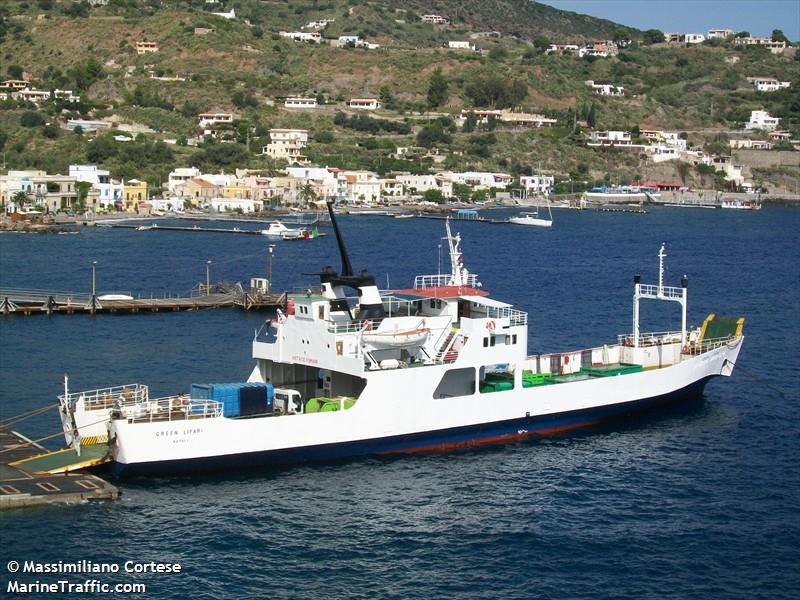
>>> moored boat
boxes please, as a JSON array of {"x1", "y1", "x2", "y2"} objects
[{"x1": 46, "y1": 204, "x2": 744, "y2": 476}]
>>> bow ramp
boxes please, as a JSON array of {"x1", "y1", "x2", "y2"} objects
[{"x1": 10, "y1": 443, "x2": 111, "y2": 475}]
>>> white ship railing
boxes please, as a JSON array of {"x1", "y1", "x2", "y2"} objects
[
  {"x1": 59, "y1": 383, "x2": 149, "y2": 411},
  {"x1": 485, "y1": 306, "x2": 528, "y2": 326},
  {"x1": 637, "y1": 284, "x2": 683, "y2": 299},
  {"x1": 617, "y1": 331, "x2": 684, "y2": 346},
  {"x1": 127, "y1": 396, "x2": 223, "y2": 423},
  {"x1": 414, "y1": 274, "x2": 478, "y2": 289},
  {"x1": 687, "y1": 335, "x2": 740, "y2": 355}
]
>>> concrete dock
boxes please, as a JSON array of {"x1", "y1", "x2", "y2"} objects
[{"x1": 0, "y1": 424, "x2": 118, "y2": 509}]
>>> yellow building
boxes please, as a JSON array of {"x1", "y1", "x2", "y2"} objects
[{"x1": 123, "y1": 179, "x2": 148, "y2": 211}]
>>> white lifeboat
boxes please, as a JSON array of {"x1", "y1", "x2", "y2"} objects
[{"x1": 362, "y1": 326, "x2": 431, "y2": 349}]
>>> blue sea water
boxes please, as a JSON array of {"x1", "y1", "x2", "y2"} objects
[{"x1": 1, "y1": 207, "x2": 798, "y2": 599}]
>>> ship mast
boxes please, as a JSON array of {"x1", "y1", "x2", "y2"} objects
[
  {"x1": 632, "y1": 243, "x2": 688, "y2": 348},
  {"x1": 445, "y1": 218, "x2": 470, "y2": 287}
]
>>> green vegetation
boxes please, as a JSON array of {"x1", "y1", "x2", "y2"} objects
[{"x1": 0, "y1": 0, "x2": 797, "y2": 193}]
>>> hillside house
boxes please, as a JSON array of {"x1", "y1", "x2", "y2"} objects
[
  {"x1": 279, "y1": 31, "x2": 321, "y2": 43},
  {"x1": 395, "y1": 174, "x2": 453, "y2": 198},
  {"x1": 768, "y1": 131, "x2": 792, "y2": 142},
  {"x1": 747, "y1": 77, "x2": 791, "y2": 92},
  {"x1": 379, "y1": 179, "x2": 404, "y2": 199},
  {"x1": 348, "y1": 98, "x2": 380, "y2": 110},
  {"x1": 284, "y1": 97, "x2": 318, "y2": 108},
  {"x1": 685, "y1": 33, "x2": 705, "y2": 44},
  {"x1": 456, "y1": 110, "x2": 556, "y2": 128},
  {"x1": 546, "y1": 44, "x2": 580, "y2": 54},
  {"x1": 586, "y1": 130, "x2": 634, "y2": 147},
  {"x1": 746, "y1": 110, "x2": 780, "y2": 131},
  {"x1": 585, "y1": 80, "x2": 624, "y2": 96},
  {"x1": 304, "y1": 19, "x2": 335, "y2": 30},
  {"x1": 194, "y1": 27, "x2": 213, "y2": 35},
  {"x1": 198, "y1": 112, "x2": 234, "y2": 127},
  {"x1": 344, "y1": 171, "x2": 380, "y2": 203},
  {"x1": 421, "y1": 15, "x2": 449, "y2": 24},
  {"x1": 579, "y1": 40, "x2": 618, "y2": 58},
  {"x1": 733, "y1": 37, "x2": 786, "y2": 54},
  {"x1": 520, "y1": 175, "x2": 554, "y2": 195},
  {"x1": 640, "y1": 130, "x2": 687, "y2": 151},
  {"x1": 448, "y1": 41, "x2": 476, "y2": 51},
  {"x1": 645, "y1": 145, "x2": 681, "y2": 163},
  {"x1": 445, "y1": 171, "x2": 512, "y2": 190},
  {"x1": 135, "y1": 41, "x2": 159, "y2": 55},
  {"x1": 183, "y1": 178, "x2": 221, "y2": 202},
  {"x1": 729, "y1": 139, "x2": 773, "y2": 150},
  {"x1": 211, "y1": 8, "x2": 235, "y2": 19},
  {"x1": 707, "y1": 29, "x2": 734, "y2": 39},
  {"x1": 263, "y1": 129, "x2": 309, "y2": 164},
  {"x1": 1, "y1": 80, "x2": 29, "y2": 90},
  {"x1": 167, "y1": 167, "x2": 202, "y2": 194},
  {"x1": 17, "y1": 89, "x2": 51, "y2": 103}
]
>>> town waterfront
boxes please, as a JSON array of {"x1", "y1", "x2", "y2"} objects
[{"x1": 1, "y1": 207, "x2": 798, "y2": 598}]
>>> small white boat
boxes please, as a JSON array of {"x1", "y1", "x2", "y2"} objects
[
  {"x1": 97, "y1": 294, "x2": 134, "y2": 301},
  {"x1": 508, "y1": 212, "x2": 553, "y2": 228},
  {"x1": 721, "y1": 199, "x2": 761, "y2": 210},
  {"x1": 394, "y1": 214, "x2": 414, "y2": 219},
  {"x1": 136, "y1": 225, "x2": 153, "y2": 231},
  {"x1": 261, "y1": 221, "x2": 305, "y2": 237}
]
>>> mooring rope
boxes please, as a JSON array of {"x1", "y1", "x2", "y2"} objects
[{"x1": 1, "y1": 403, "x2": 59, "y2": 426}]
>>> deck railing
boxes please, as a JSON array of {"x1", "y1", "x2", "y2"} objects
[
  {"x1": 637, "y1": 284, "x2": 683, "y2": 299},
  {"x1": 617, "y1": 331, "x2": 684, "y2": 347},
  {"x1": 127, "y1": 397, "x2": 223, "y2": 423},
  {"x1": 60, "y1": 383, "x2": 149, "y2": 411},
  {"x1": 414, "y1": 274, "x2": 478, "y2": 289}
]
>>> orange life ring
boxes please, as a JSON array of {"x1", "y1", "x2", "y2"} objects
[
  {"x1": 486, "y1": 320, "x2": 496, "y2": 331},
  {"x1": 564, "y1": 355, "x2": 570, "y2": 365},
  {"x1": 624, "y1": 336, "x2": 633, "y2": 346}
]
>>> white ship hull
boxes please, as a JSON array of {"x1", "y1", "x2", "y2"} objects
[{"x1": 107, "y1": 339, "x2": 741, "y2": 475}]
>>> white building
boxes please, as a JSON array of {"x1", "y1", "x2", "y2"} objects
[
  {"x1": 456, "y1": 110, "x2": 557, "y2": 128},
  {"x1": 347, "y1": 98, "x2": 380, "y2": 110},
  {"x1": 263, "y1": 129, "x2": 309, "y2": 164},
  {"x1": 421, "y1": 14, "x2": 449, "y2": 24},
  {"x1": 198, "y1": 112, "x2": 234, "y2": 127},
  {"x1": 167, "y1": 167, "x2": 202, "y2": 194},
  {"x1": 396, "y1": 174, "x2": 454, "y2": 198},
  {"x1": 733, "y1": 37, "x2": 786, "y2": 54},
  {"x1": 585, "y1": 80, "x2": 624, "y2": 96},
  {"x1": 707, "y1": 29, "x2": 734, "y2": 39},
  {"x1": 684, "y1": 33, "x2": 705, "y2": 44},
  {"x1": 645, "y1": 145, "x2": 681, "y2": 163},
  {"x1": 640, "y1": 130, "x2": 687, "y2": 151},
  {"x1": 69, "y1": 164, "x2": 124, "y2": 210},
  {"x1": 343, "y1": 171, "x2": 381, "y2": 203},
  {"x1": 304, "y1": 19, "x2": 335, "y2": 30},
  {"x1": 279, "y1": 31, "x2": 321, "y2": 43},
  {"x1": 746, "y1": 110, "x2": 780, "y2": 131},
  {"x1": 448, "y1": 41, "x2": 476, "y2": 51},
  {"x1": 747, "y1": 77, "x2": 791, "y2": 92},
  {"x1": 211, "y1": 8, "x2": 235, "y2": 19},
  {"x1": 586, "y1": 130, "x2": 634, "y2": 147},
  {"x1": 209, "y1": 197, "x2": 260, "y2": 213},
  {"x1": 519, "y1": 175, "x2": 554, "y2": 195},
  {"x1": 729, "y1": 139, "x2": 773, "y2": 150},
  {"x1": 444, "y1": 171, "x2": 513, "y2": 190},
  {"x1": 545, "y1": 44, "x2": 580, "y2": 55},
  {"x1": 17, "y1": 89, "x2": 51, "y2": 103},
  {"x1": 135, "y1": 41, "x2": 159, "y2": 54},
  {"x1": 284, "y1": 97, "x2": 318, "y2": 108}
]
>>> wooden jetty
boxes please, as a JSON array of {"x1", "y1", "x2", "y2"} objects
[
  {"x1": 0, "y1": 424, "x2": 118, "y2": 509},
  {"x1": 0, "y1": 287, "x2": 287, "y2": 316}
]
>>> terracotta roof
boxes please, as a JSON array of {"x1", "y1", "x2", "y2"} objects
[{"x1": 189, "y1": 178, "x2": 217, "y2": 188}]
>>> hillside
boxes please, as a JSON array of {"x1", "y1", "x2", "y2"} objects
[{"x1": 0, "y1": 0, "x2": 798, "y2": 196}]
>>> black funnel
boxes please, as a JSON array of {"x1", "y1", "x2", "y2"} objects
[{"x1": 326, "y1": 200, "x2": 353, "y2": 277}]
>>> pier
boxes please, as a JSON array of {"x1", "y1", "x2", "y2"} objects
[
  {"x1": 0, "y1": 286, "x2": 287, "y2": 316},
  {"x1": 0, "y1": 424, "x2": 118, "y2": 509}
]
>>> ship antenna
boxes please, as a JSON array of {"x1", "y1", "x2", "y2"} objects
[
  {"x1": 658, "y1": 242, "x2": 666, "y2": 294},
  {"x1": 326, "y1": 199, "x2": 353, "y2": 277}
]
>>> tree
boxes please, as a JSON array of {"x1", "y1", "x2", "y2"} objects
[
  {"x1": 676, "y1": 161, "x2": 691, "y2": 185},
  {"x1": 771, "y1": 29, "x2": 790, "y2": 44},
  {"x1": 7, "y1": 64, "x2": 23, "y2": 79},
  {"x1": 427, "y1": 68, "x2": 449, "y2": 108},
  {"x1": 735, "y1": 31, "x2": 751, "y2": 38},
  {"x1": 613, "y1": 27, "x2": 631, "y2": 44},
  {"x1": 11, "y1": 190, "x2": 28, "y2": 210},
  {"x1": 379, "y1": 85, "x2": 393, "y2": 107},
  {"x1": 75, "y1": 181, "x2": 91, "y2": 212},
  {"x1": 299, "y1": 183, "x2": 317, "y2": 205},
  {"x1": 20, "y1": 111, "x2": 45, "y2": 128},
  {"x1": 422, "y1": 189, "x2": 445, "y2": 203},
  {"x1": 643, "y1": 29, "x2": 665, "y2": 45},
  {"x1": 462, "y1": 111, "x2": 478, "y2": 133},
  {"x1": 533, "y1": 35, "x2": 550, "y2": 50},
  {"x1": 464, "y1": 66, "x2": 527, "y2": 109},
  {"x1": 587, "y1": 103, "x2": 598, "y2": 128}
]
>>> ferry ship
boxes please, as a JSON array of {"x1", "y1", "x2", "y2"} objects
[{"x1": 51, "y1": 202, "x2": 744, "y2": 476}]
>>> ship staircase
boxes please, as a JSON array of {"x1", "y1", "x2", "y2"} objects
[{"x1": 435, "y1": 327, "x2": 459, "y2": 363}]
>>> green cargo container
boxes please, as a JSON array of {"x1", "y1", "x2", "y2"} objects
[{"x1": 581, "y1": 364, "x2": 644, "y2": 377}]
